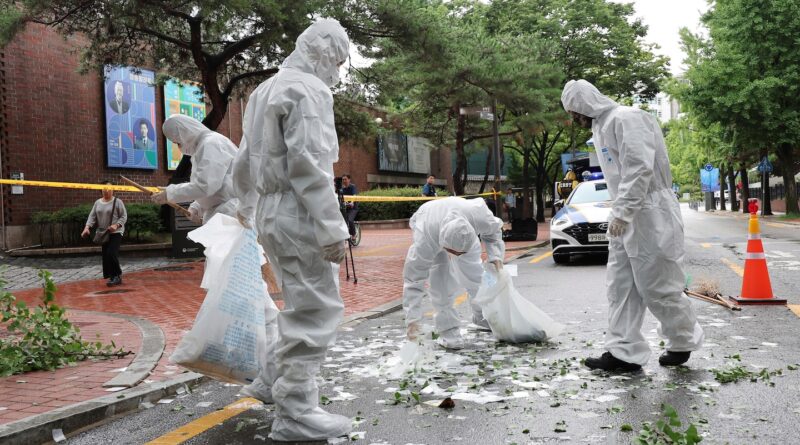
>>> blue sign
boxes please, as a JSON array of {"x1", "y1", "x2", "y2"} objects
[
  {"x1": 700, "y1": 166, "x2": 720, "y2": 192},
  {"x1": 757, "y1": 157, "x2": 773, "y2": 174},
  {"x1": 104, "y1": 66, "x2": 158, "y2": 169}
]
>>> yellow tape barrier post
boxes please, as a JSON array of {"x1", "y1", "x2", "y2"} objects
[{"x1": 0, "y1": 179, "x2": 160, "y2": 194}]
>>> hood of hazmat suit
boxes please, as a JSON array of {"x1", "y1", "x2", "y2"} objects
[
  {"x1": 560, "y1": 79, "x2": 703, "y2": 366},
  {"x1": 163, "y1": 115, "x2": 238, "y2": 223},
  {"x1": 232, "y1": 19, "x2": 352, "y2": 442},
  {"x1": 403, "y1": 197, "x2": 504, "y2": 334}
]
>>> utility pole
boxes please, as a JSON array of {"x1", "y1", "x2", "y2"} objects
[{"x1": 491, "y1": 97, "x2": 502, "y2": 218}]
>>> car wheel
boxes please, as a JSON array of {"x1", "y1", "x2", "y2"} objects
[{"x1": 553, "y1": 253, "x2": 569, "y2": 264}]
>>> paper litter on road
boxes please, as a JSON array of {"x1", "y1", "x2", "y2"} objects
[
  {"x1": 110, "y1": 367, "x2": 128, "y2": 373},
  {"x1": 349, "y1": 432, "x2": 366, "y2": 441},
  {"x1": 104, "y1": 387, "x2": 126, "y2": 392},
  {"x1": 536, "y1": 390, "x2": 550, "y2": 398},
  {"x1": 195, "y1": 401, "x2": 213, "y2": 408},
  {"x1": 594, "y1": 394, "x2": 620, "y2": 403},
  {"x1": 138, "y1": 401, "x2": 154, "y2": 409},
  {"x1": 761, "y1": 342, "x2": 778, "y2": 347},
  {"x1": 157, "y1": 398, "x2": 174, "y2": 404},
  {"x1": 52, "y1": 429, "x2": 66, "y2": 443}
]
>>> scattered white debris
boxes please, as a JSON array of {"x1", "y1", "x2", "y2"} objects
[
  {"x1": 157, "y1": 398, "x2": 174, "y2": 404},
  {"x1": 349, "y1": 431, "x2": 366, "y2": 440},
  {"x1": 104, "y1": 387, "x2": 126, "y2": 392},
  {"x1": 594, "y1": 395, "x2": 619, "y2": 403},
  {"x1": 52, "y1": 429, "x2": 66, "y2": 443},
  {"x1": 536, "y1": 390, "x2": 550, "y2": 398},
  {"x1": 761, "y1": 342, "x2": 778, "y2": 347},
  {"x1": 730, "y1": 336, "x2": 748, "y2": 340},
  {"x1": 138, "y1": 401, "x2": 154, "y2": 409},
  {"x1": 110, "y1": 367, "x2": 128, "y2": 373},
  {"x1": 606, "y1": 388, "x2": 628, "y2": 394},
  {"x1": 195, "y1": 401, "x2": 213, "y2": 408}
]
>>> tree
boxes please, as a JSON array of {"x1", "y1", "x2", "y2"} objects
[
  {"x1": 482, "y1": 0, "x2": 671, "y2": 221},
  {"x1": 677, "y1": 0, "x2": 800, "y2": 215},
  {"x1": 364, "y1": 1, "x2": 560, "y2": 196}
]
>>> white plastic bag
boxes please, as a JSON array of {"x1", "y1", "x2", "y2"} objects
[
  {"x1": 171, "y1": 214, "x2": 278, "y2": 385},
  {"x1": 473, "y1": 267, "x2": 564, "y2": 343}
]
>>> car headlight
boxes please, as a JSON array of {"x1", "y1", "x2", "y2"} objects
[{"x1": 552, "y1": 215, "x2": 571, "y2": 227}]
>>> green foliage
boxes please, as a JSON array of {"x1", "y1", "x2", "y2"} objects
[
  {"x1": 0, "y1": 270, "x2": 130, "y2": 376},
  {"x1": 31, "y1": 203, "x2": 162, "y2": 247},
  {"x1": 712, "y1": 365, "x2": 782, "y2": 385},
  {"x1": 357, "y1": 187, "x2": 429, "y2": 221},
  {"x1": 124, "y1": 203, "x2": 163, "y2": 241},
  {"x1": 676, "y1": 0, "x2": 800, "y2": 213},
  {"x1": 635, "y1": 404, "x2": 702, "y2": 445},
  {"x1": 333, "y1": 96, "x2": 379, "y2": 143}
]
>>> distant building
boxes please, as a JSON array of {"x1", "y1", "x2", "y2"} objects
[{"x1": 633, "y1": 92, "x2": 681, "y2": 123}]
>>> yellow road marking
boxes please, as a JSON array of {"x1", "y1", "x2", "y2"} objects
[
  {"x1": 529, "y1": 251, "x2": 553, "y2": 264},
  {"x1": 145, "y1": 398, "x2": 261, "y2": 445},
  {"x1": 721, "y1": 258, "x2": 745, "y2": 277},
  {"x1": 789, "y1": 305, "x2": 800, "y2": 318},
  {"x1": 700, "y1": 243, "x2": 712, "y2": 248},
  {"x1": 424, "y1": 292, "x2": 468, "y2": 317}
]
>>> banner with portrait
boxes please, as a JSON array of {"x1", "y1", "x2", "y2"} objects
[
  {"x1": 164, "y1": 80, "x2": 207, "y2": 170},
  {"x1": 377, "y1": 133, "x2": 409, "y2": 172},
  {"x1": 104, "y1": 66, "x2": 158, "y2": 169},
  {"x1": 407, "y1": 136, "x2": 432, "y2": 174}
]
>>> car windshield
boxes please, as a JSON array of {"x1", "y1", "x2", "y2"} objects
[{"x1": 568, "y1": 182, "x2": 610, "y2": 204}]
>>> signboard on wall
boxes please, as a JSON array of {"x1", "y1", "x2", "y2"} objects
[
  {"x1": 377, "y1": 133, "x2": 408, "y2": 172},
  {"x1": 163, "y1": 80, "x2": 207, "y2": 170},
  {"x1": 104, "y1": 66, "x2": 158, "y2": 169},
  {"x1": 407, "y1": 136, "x2": 431, "y2": 174}
]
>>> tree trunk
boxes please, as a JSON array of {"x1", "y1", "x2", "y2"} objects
[
  {"x1": 719, "y1": 163, "x2": 727, "y2": 211},
  {"x1": 728, "y1": 166, "x2": 739, "y2": 211},
  {"x1": 452, "y1": 108, "x2": 467, "y2": 196},
  {"x1": 521, "y1": 144, "x2": 532, "y2": 219},
  {"x1": 478, "y1": 147, "x2": 492, "y2": 194},
  {"x1": 740, "y1": 164, "x2": 750, "y2": 213},
  {"x1": 776, "y1": 143, "x2": 800, "y2": 214}
]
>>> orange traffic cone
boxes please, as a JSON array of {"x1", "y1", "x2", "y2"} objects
[{"x1": 733, "y1": 199, "x2": 786, "y2": 305}]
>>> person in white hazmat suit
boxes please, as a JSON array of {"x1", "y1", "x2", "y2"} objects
[
  {"x1": 232, "y1": 19, "x2": 352, "y2": 442},
  {"x1": 561, "y1": 79, "x2": 704, "y2": 371},
  {"x1": 155, "y1": 114, "x2": 280, "y2": 401},
  {"x1": 151, "y1": 115, "x2": 239, "y2": 224},
  {"x1": 404, "y1": 197, "x2": 505, "y2": 350}
]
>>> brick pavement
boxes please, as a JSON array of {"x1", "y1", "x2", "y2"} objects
[
  {"x1": 0, "y1": 225, "x2": 548, "y2": 426},
  {"x1": 0, "y1": 254, "x2": 187, "y2": 291}
]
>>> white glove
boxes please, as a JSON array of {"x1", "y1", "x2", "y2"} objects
[
  {"x1": 188, "y1": 207, "x2": 203, "y2": 225},
  {"x1": 607, "y1": 216, "x2": 629, "y2": 237},
  {"x1": 236, "y1": 211, "x2": 252, "y2": 229},
  {"x1": 322, "y1": 241, "x2": 347, "y2": 264},
  {"x1": 491, "y1": 260, "x2": 503, "y2": 272},
  {"x1": 151, "y1": 191, "x2": 168, "y2": 205}
]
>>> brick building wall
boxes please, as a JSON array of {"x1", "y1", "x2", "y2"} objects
[
  {"x1": 0, "y1": 24, "x2": 244, "y2": 247},
  {"x1": 0, "y1": 23, "x2": 453, "y2": 248}
]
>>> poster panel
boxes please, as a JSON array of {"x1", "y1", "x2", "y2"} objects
[
  {"x1": 407, "y1": 136, "x2": 432, "y2": 174},
  {"x1": 104, "y1": 66, "x2": 158, "y2": 169},
  {"x1": 164, "y1": 80, "x2": 207, "y2": 170},
  {"x1": 377, "y1": 133, "x2": 408, "y2": 172}
]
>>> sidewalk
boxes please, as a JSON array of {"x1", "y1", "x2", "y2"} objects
[
  {"x1": 692, "y1": 205, "x2": 800, "y2": 227},
  {"x1": 0, "y1": 226, "x2": 546, "y2": 428}
]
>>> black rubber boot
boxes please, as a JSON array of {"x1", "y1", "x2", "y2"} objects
[
  {"x1": 585, "y1": 352, "x2": 642, "y2": 372},
  {"x1": 659, "y1": 351, "x2": 691, "y2": 367}
]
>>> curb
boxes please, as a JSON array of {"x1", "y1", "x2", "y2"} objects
[
  {"x1": 8, "y1": 242, "x2": 172, "y2": 257},
  {"x1": 94, "y1": 311, "x2": 166, "y2": 388},
  {"x1": 341, "y1": 298, "x2": 404, "y2": 327},
  {"x1": 0, "y1": 372, "x2": 205, "y2": 445}
]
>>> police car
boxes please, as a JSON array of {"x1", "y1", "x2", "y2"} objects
[{"x1": 550, "y1": 179, "x2": 611, "y2": 264}]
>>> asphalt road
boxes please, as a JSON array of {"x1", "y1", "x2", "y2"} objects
[{"x1": 69, "y1": 205, "x2": 800, "y2": 445}]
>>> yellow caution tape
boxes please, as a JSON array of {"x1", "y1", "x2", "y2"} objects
[
  {"x1": 0, "y1": 178, "x2": 500, "y2": 202},
  {"x1": 343, "y1": 192, "x2": 499, "y2": 202},
  {"x1": 0, "y1": 179, "x2": 160, "y2": 193}
]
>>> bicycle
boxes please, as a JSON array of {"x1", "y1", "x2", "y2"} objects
[{"x1": 349, "y1": 221, "x2": 361, "y2": 246}]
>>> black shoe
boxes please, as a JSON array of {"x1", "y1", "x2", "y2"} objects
[
  {"x1": 585, "y1": 352, "x2": 642, "y2": 372},
  {"x1": 106, "y1": 277, "x2": 115, "y2": 287},
  {"x1": 109, "y1": 276, "x2": 122, "y2": 286},
  {"x1": 659, "y1": 351, "x2": 691, "y2": 367}
]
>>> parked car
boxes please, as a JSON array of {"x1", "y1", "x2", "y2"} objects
[{"x1": 550, "y1": 180, "x2": 611, "y2": 264}]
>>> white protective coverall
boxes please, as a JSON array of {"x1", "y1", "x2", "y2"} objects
[
  {"x1": 403, "y1": 197, "x2": 505, "y2": 341},
  {"x1": 162, "y1": 115, "x2": 239, "y2": 223},
  {"x1": 561, "y1": 80, "x2": 704, "y2": 366},
  {"x1": 232, "y1": 19, "x2": 352, "y2": 442}
]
